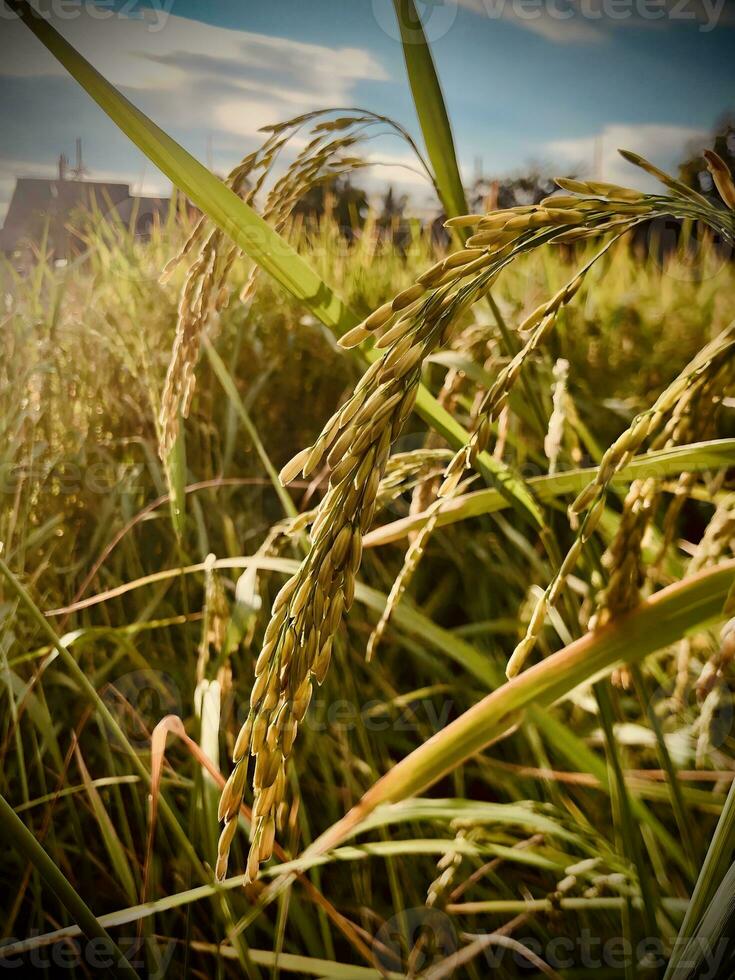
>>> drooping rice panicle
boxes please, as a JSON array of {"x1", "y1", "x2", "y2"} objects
[
  {"x1": 648, "y1": 377, "x2": 723, "y2": 578},
  {"x1": 544, "y1": 358, "x2": 569, "y2": 476},
  {"x1": 216, "y1": 186, "x2": 594, "y2": 879},
  {"x1": 159, "y1": 108, "x2": 436, "y2": 456},
  {"x1": 507, "y1": 326, "x2": 735, "y2": 678},
  {"x1": 439, "y1": 233, "x2": 632, "y2": 498},
  {"x1": 595, "y1": 373, "x2": 724, "y2": 634},
  {"x1": 217, "y1": 148, "x2": 735, "y2": 878},
  {"x1": 593, "y1": 370, "x2": 729, "y2": 695},
  {"x1": 217, "y1": 276, "x2": 497, "y2": 881},
  {"x1": 704, "y1": 150, "x2": 735, "y2": 210},
  {"x1": 158, "y1": 144, "x2": 276, "y2": 455}
]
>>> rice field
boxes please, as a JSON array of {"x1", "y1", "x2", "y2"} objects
[{"x1": 2, "y1": 2, "x2": 735, "y2": 978}]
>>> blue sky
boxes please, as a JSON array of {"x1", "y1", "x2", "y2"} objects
[{"x1": 1, "y1": 0, "x2": 734, "y2": 218}]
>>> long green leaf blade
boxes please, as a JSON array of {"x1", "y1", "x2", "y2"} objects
[
  {"x1": 392, "y1": 0, "x2": 468, "y2": 217},
  {"x1": 309, "y1": 558, "x2": 735, "y2": 853},
  {"x1": 0, "y1": 792, "x2": 139, "y2": 977},
  {"x1": 668, "y1": 861, "x2": 735, "y2": 979},
  {"x1": 365, "y1": 439, "x2": 735, "y2": 547},
  {"x1": 664, "y1": 778, "x2": 735, "y2": 978}
]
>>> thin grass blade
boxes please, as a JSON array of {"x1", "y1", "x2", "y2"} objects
[{"x1": 0, "y1": 792, "x2": 139, "y2": 977}]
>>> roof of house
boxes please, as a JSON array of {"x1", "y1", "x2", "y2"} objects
[
  {"x1": 113, "y1": 195, "x2": 171, "y2": 226},
  {"x1": 0, "y1": 177, "x2": 170, "y2": 254}
]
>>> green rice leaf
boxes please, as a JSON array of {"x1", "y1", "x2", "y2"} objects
[
  {"x1": 366, "y1": 439, "x2": 735, "y2": 547},
  {"x1": 308, "y1": 558, "x2": 735, "y2": 854},
  {"x1": 392, "y1": 0, "x2": 468, "y2": 217},
  {"x1": 664, "y1": 779, "x2": 735, "y2": 978},
  {"x1": 0, "y1": 792, "x2": 139, "y2": 977}
]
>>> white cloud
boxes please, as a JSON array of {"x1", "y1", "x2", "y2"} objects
[
  {"x1": 546, "y1": 123, "x2": 708, "y2": 187},
  {"x1": 2, "y1": 11, "x2": 386, "y2": 85},
  {"x1": 1, "y1": 11, "x2": 387, "y2": 137},
  {"x1": 458, "y1": 0, "x2": 607, "y2": 43},
  {"x1": 0, "y1": 9, "x2": 391, "y2": 217}
]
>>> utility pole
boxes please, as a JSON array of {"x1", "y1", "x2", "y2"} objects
[{"x1": 70, "y1": 138, "x2": 88, "y2": 180}]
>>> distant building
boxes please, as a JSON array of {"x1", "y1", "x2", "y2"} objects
[{"x1": 0, "y1": 150, "x2": 172, "y2": 261}]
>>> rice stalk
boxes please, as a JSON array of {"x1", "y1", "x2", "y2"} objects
[
  {"x1": 704, "y1": 150, "x2": 735, "y2": 210},
  {"x1": 217, "y1": 287, "x2": 464, "y2": 880},
  {"x1": 159, "y1": 108, "x2": 434, "y2": 455},
  {"x1": 544, "y1": 358, "x2": 569, "y2": 476},
  {"x1": 218, "y1": 151, "x2": 735, "y2": 876},
  {"x1": 507, "y1": 326, "x2": 735, "y2": 678},
  {"x1": 366, "y1": 346, "x2": 480, "y2": 662}
]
